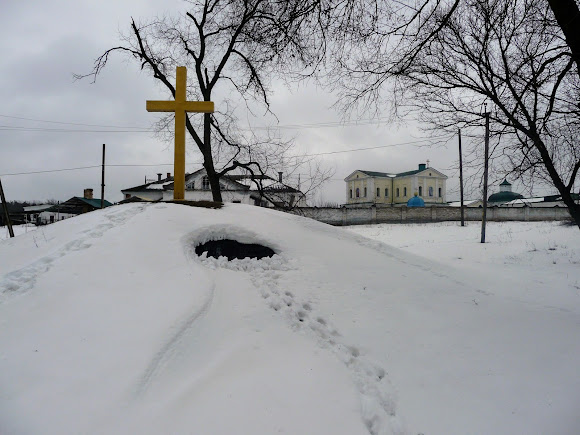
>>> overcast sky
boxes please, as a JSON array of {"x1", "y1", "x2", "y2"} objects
[{"x1": 1, "y1": 0, "x2": 520, "y2": 205}]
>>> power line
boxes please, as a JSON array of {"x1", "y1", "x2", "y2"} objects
[
  {"x1": 0, "y1": 134, "x2": 452, "y2": 177},
  {"x1": 0, "y1": 113, "x2": 411, "y2": 133},
  {"x1": 298, "y1": 135, "x2": 452, "y2": 157},
  {"x1": 0, "y1": 114, "x2": 150, "y2": 130},
  {"x1": 0, "y1": 125, "x2": 153, "y2": 133},
  {"x1": 0, "y1": 162, "x2": 204, "y2": 177}
]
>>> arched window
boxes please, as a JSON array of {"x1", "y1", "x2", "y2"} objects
[
  {"x1": 356, "y1": 188, "x2": 360, "y2": 198},
  {"x1": 438, "y1": 187, "x2": 442, "y2": 197},
  {"x1": 350, "y1": 189, "x2": 353, "y2": 198},
  {"x1": 396, "y1": 188, "x2": 400, "y2": 197},
  {"x1": 376, "y1": 188, "x2": 380, "y2": 197},
  {"x1": 418, "y1": 186, "x2": 422, "y2": 196},
  {"x1": 202, "y1": 176, "x2": 210, "y2": 190},
  {"x1": 364, "y1": 187, "x2": 367, "y2": 197},
  {"x1": 404, "y1": 187, "x2": 407, "y2": 197},
  {"x1": 385, "y1": 188, "x2": 388, "y2": 197},
  {"x1": 429, "y1": 186, "x2": 433, "y2": 196}
]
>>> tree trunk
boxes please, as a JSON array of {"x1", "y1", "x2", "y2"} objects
[
  {"x1": 203, "y1": 112, "x2": 222, "y2": 202},
  {"x1": 559, "y1": 190, "x2": 580, "y2": 229},
  {"x1": 547, "y1": 0, "x2": 580, "y2": 80},
  {"x1": 533, "y1": 138, "x2": 580, "y2": 229}
]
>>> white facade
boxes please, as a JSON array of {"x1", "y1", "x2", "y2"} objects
[
  {"x1": 38, "y1": 211, "x2": 76, "y2": 224},
  {"x1": 122, "y1": 168, "x2": 306, "y2": 208}
]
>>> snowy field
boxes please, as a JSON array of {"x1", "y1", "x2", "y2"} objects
[
  {"x1": 1, "y1": 205, "x2": 579, "y2": 434},
  {"x1": 1, "y1": 224, "x2": 37, "y2": 240}
]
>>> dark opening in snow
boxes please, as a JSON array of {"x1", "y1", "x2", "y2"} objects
[{"x1": 195, "y1": 239, "x2": 275, "y2": 261}]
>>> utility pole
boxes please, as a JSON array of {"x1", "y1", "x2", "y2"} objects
[
  {"x1": 458, "y1": 128, "x2": 465, "y2": 227},
  {"x1": 101, "y1": 144, "x2": 105, "y2": 209},
  {"x1": 0, "y1": 177, "x2": 15, "y2": 238},
  {"x1": 481, "y1": 110, "x2": 490, "y2": 243}
]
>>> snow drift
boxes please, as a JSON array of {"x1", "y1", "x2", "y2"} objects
[{"x1": 1, "y1": 203, "x2": 579, "y2": 434}]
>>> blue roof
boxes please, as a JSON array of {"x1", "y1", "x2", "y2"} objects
[{"x1": 407, "y1": 195, "x2": 425, "y2": 207}]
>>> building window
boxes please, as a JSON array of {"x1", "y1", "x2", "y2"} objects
[
  {"x1": 125, "y1": 194, "x2": 131, "y2": 199},
  {"x1": 396, "y1": 188, "x2": 400, "y2": 197},
  {"x1": 350, "y1": 189, "x2": 353, "y2": 198},
  {"x1": 364, "y1": 187, "x2": 367, "y2": 197},
  {"x1": 356, "y1": 188, "x2": 360, "y2": 198},
  {"x1": 438, "y1": 187, "x2": 442, "y2": 197},
  {"x1": 429, "y1": 186, "x2": 433, "y2": 196},
  {"x1": 202, "y1": 176, "x2": 210, "y2": 190},
  {"x1": 404, "y1": 187, "x2": 407, "y2": 197},
  {"x1": 419, "y1": 186, "x2": 422, "y2": 196},
  {"x1": 376, "y1": 188, "x2": 380, "y2": 197},
  {"x1": 385, "y1": 188, "x2": 388, "y2": 197}
]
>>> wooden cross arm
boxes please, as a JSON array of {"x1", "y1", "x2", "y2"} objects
[{"x1": 146, "y1": 100, "x2": 215, "y2": 113}]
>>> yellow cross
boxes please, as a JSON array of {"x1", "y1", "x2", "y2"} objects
[{"x1": 146, "y1": 66, "x2": 214, "y2": 200}]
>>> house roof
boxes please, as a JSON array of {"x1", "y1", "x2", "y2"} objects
[
  {"x1": 345, "y1": 166, "x2": 448, "y2": 181},
  {"x1": 49, "y1": 197, "x2": 113, "y2": 212},
  {"x1": 122, "y1": 176, "x2": 174, "y2": 193},
  {"x1": 263, "y1": 182, "x2": 303, "y2": 193}
]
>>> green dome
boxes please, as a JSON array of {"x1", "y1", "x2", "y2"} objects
[{"x1": 488, "y1": 191, "x2": 524, "y2": 203}]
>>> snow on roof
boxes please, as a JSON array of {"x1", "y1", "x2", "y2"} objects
[
  {"x1": 23, "y1": 204, "x2": 53, "y2": 212},
  {"x1": 447, "y1": 199, "x2": 481, "y2": 207},
  {"x1": 147, "y1": 181, "x2": 173, "y2": 190}
]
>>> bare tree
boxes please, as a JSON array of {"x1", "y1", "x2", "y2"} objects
[
  {"x1": 77, "y1": 0, "x2": 330, "y2": 203},
  {"x1": 329, "y1": 0, "x2": 580, "y2": 228}
]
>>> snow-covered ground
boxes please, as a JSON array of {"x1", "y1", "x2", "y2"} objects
[
  {"x1": 1, "y1": 205, "x2": 579, "y2": 434},
  {"x1": 1, "y1": 224, "x2": 37, "y2": 240}
]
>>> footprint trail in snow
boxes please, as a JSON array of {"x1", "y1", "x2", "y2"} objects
[{"x1": 198, "y1": 254, "x2": 402, "y2": 435}]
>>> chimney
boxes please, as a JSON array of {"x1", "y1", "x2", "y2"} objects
[
  {"x1": 84, "y1": 188, "x2": 94, "y2": 199},
  {"x1": 167, "y1": 172, "x2": 171, "y2": 179},
  {"x1": 278, "y1": 171, "x2": 283, "y2": 183},
  {"x1": 157, "y1": 173, "x2": 162, "y2": 181},
  {"x1": 418, "y1": 163, "x2": 426, "y2": 171}
]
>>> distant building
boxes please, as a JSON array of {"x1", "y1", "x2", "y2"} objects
[
  {"x1": 488, "y1": 179, "x2": 524, "y2": 204},
  {"x1": 344, "y1": 163, "x2": 447, "y2": 206},
  {"x1": 38, "y1": 189, "x2": 112, "y2": 225},
  {"x1": 121, "y1": 168, "x2": 306, "y2": 208}
]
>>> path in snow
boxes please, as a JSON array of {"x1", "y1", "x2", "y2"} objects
[
  {"x1": 0, "y1": 205, "x2": 146, "y2": 303},
  {"x1": 197, "y1": 248, "x2": 402, "y2": 435}
]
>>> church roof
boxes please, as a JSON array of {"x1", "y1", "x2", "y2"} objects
[
  {"x1": 488, "y1": 191, "x2": 524, "y2": 203},
  {"x1": 357, "y1": 170, "x2": 394, "y2": 178}
]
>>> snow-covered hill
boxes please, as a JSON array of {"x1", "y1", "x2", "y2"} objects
[{"x1": 1, "y1": 203, "x2": 579, "y2": 434}]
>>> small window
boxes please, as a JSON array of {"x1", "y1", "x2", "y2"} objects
[
  {"x1": 356, "y1": 188, "x2": 360, "y2": 198},
  {"x1": 350, "y1": 189, "x2": 353, "y2": 198},
  {"x1": 419, "y1": 186, "x2": 422, "y2": 196},
  {"x1": 376, "y1": 188, "x2": 380, "y2": 197},
  {"x1": 364, "y1": 187, "x2": 367, "y2": 197},
  {"x1": 233, "y1": 200, "x2": 241, "y2": 203},
  {"x1": 385, "y1": 188, "x2": 388, "y2": 197},
  {"x1": 438, "y1": 188, "x2": 442, "y2": 197},
  {"x1": 404, "y1": 187, "x2": 407, "y2": 197},
  {"x1": 396, "y1": 188, "x2": 400, "y2": 197},
  {"x1": 429, "y1": 186, "x2": 433, "y2": 197},
  {"x1": 202, "y1": 176, "x2": 210, "y2": 190}
]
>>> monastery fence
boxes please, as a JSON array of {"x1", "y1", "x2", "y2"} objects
[{"x1": 291, "y1": 205, "x2": 572, "y2": 226}]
